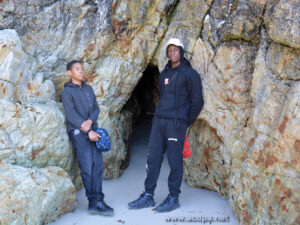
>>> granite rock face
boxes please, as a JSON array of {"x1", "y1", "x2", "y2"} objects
[
  {"x1": 0, "y1": 0, "x2": 299, "y2": 224},
  {"x1": 154, "y1": 0, "x2": 212, "y2": 70},
  {"x1": 0, "y1": 29, "x2": 28, "y2": 102},
  {"x1": 0, "y1": 28, "x2": 78, "y2": 225},
  {"x1": 0, "y1": 0, "x2": 178, "y2": 179},
  {"x1": 0, "y1": 29, "x2": 77, "y2": 182},
  {"x1": 265, "y1": 0, "x2": 300, "y2": 49},
  {"x1": 0, "y1": 162, "x2": 76, "y2": 225},
  {"x1": 183, "y1": 1, "x2": 300, "y2": 224}
]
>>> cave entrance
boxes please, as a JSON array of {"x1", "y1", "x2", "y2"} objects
[
  {"x1": 121, "y1": 64, "x2": 160, "y2": 170},
  {"x1": 123, "y1": 64, "x2": 160, "y2": 126}
]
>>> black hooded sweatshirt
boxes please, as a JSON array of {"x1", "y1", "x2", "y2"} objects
[
  {"x1": 62, "y1": 81, "x2": 99, "y2": 135},
  {"x1": 155, "y1": 47, "x2": 204, "y2": 126}
]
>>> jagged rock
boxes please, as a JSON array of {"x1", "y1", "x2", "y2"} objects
[
  {"x1": 202, "y1": 0, "x2": 234, "y2": 48},
  {"x1": 0, "y1": 1, "x2": 299, "y2": 224},
  {"x1": 185, "y1": 40, "x2": 257, "y2": 197},
  {"x1": 20, "y1": 72, "x2": 56, "y2": 104},
  {"x1": 0, "y1": 162, "x2": 76, "y2": 225},
  {"x1": 229, "y1": 29, "x2": 300, "y2": 225},
  {"x1": 219, "y1": 0, "x2": 267, "y2": 42},
  {"x1": 266, "y1": 42, "x2": 300, "y2": 81},
  {"x1": 184, "y1": 119, "x2": 227, "y2": 196},
  {"x1": 265, "y1": 0, "x2": 300, "y2": 49},
  {"x1": 185, "y1": 26, "x2": 300, "y2": 224},
  {"x1": 0, "y1": 99, "x2": 75, "y2": 178},
  {"x1": 0, "y1": 1, "x2": 180, "y2": 180},
  {"x1": 0, "y1": 29, "x2": 28, "y2": 102},
  {"x1": 0, "y1": 30, "x2": 78, "y2": 186},
  {"x1": 191, "y1": 38, "x2": 215, "y2": 75},
  {"x1": 154, "y1": 0, "x2": 212, "y2": 71}
]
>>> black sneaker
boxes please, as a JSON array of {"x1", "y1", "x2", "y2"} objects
[
  {"x1": 128, "y1": 192, "x2": 155, "y2": 209},
  {"x1": 154, "y1": 195, "x2": 179, "y2": 213},
  {"x1": 88, "y1": 200, "x2": 114, "y2": 216}
]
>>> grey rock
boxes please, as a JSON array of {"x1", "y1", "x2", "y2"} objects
[{"x1": 0, "y1": 162, "x2": 76, "y2": 225}]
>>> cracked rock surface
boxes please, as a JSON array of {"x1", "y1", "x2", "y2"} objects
[{"x1": 0, "y1": 0, "x2": 299, "y2": 224}]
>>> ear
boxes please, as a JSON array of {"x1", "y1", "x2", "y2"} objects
[{"x1": 67, "y1": 70, "x2": 72, "y2": 77}]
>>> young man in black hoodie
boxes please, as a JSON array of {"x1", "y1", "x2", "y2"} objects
[
  {"x1": 62, "y1": 60, "x2": 114, "y2": 216},
  {"x1": 128, "y1": 38, "x2": 204, "y2": 212}
]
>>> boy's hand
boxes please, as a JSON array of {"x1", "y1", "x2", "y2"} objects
[
  {"x1": 88, "y1": 130, "x2": 101, "y2": 142},
  {"x1": 81, "y1": 119, "x2": 93, "y2": 132}
]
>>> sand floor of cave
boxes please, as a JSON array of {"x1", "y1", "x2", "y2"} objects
[{"x1": 50, "y1": 119, "x2": 240, "y2": 225}]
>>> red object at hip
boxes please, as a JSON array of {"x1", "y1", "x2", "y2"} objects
[{"x1": 182, "y1": 135, "x2": 191, "y2": 158}]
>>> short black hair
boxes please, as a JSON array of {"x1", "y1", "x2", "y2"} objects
[{"x1": 67, "y1": 60, "x2": 82, "y2": 71}]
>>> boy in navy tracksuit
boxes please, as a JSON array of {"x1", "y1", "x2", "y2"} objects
[
  {"x1": 128, "y1": 38, "x2": 204, "y2": 212},
  {"x1": 62, "y1": 60, "x2": 113, "y2": 216}
]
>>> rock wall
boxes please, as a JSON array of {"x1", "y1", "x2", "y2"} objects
[
  {"x1": 183, "y1": 1, "x2": 300, "y2": 225},
  {"x1": 0, "y1": 0, "x2": 299, "y2": 224},
  {"x1": 0, "y1": 29, "x2": 78, "y2": 183},
  {"x1": 0, "y1": 162, "x2": 76, "y2": 225}
]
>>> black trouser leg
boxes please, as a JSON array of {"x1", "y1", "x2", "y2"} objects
[
  {"x1": 70, "y1": 130, "x2": 104, "y2": 201},
  {"x1": 144, "y1": 117, "x2": 165, "y2": 195},
  {"x1": 91, "y1": 136, "x2": 104, "y2": 200},
  {"x1": 165, "y1": 120, "x2": 187, "y2": 197}
]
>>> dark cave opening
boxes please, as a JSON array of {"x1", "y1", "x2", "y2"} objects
[
  {"x1": 123, "y1": 64, "x2": 160, "y2": 125},
  {"x1": 120, "y1": 64, "x2": 160, "y2": 170}
]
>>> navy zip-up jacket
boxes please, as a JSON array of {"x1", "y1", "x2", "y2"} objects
[
  {"x1": 62, "y1": 81, "x2": 99, "y2": 134},
  {"x1": 155, "y1": 47, "x2": 204, "y2": 126}
]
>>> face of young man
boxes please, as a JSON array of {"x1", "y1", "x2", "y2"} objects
[
  {"x1": 167, "y1": 45, "x2": 181, "y2": 68},
  {"x1": 68, "y1": 63, "x2": 85, "y2": 85}
]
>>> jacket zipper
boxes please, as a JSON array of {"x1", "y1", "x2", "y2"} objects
[
  {"x1": 86, "y1": 91, "x2": 92, "y2": 108},
  {"x1": 78, "y1": 87, "x2": 91, "y2": 117}
]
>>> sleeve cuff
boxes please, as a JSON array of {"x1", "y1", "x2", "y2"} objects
[
  {"x1": 86, "y1": 127, "x2": 93, "y2": 134},
  {"x1": 88, "y1": 118, "x2": 95, "y2": 123}
]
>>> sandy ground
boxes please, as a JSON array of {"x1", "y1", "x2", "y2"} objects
[{"x1": 50, "y1": 120, "x2": 240, "y2": 225}]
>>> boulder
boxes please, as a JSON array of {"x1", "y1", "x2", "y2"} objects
[
  {"x1": 0, "y1": 29, "x2": 78, "y2": 186},
  {"x1": 0, "y1": 162, "x2": 76, "y2": 225}
]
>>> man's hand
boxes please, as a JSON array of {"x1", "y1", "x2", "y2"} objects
[
  {"x1": 81, "y1": 119, "x2": 93, "y2": 132},
  {"x1": 88, "y1": 130, "x2": 101, "y2": 142}
]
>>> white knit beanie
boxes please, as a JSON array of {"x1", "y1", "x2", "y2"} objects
[{"x1": 165, "y1": 38, "x2": 184, "y2": 51}]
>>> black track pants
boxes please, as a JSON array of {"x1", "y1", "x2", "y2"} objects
[
  {"x1": 144, "y1": 117, "x2": 188, "y2": 197},
  {"x1": 70, "y1": 130, "x2": 104, "y2": 201}
]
